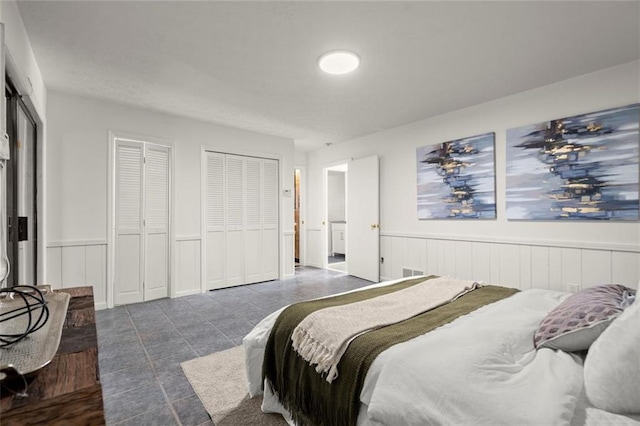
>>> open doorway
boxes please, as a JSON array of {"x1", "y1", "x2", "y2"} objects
[
  {"x1": 293, "y1": 166, "x2": 306, "y2": 270},
  {"x1": 294, "y1": 168, "x2": 301, "y2": 266},
  {"x1": 325, "y1": 164, "x2": 347, "y2": 273}
]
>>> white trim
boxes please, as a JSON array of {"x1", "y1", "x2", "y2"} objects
[
  {"x1": 322, "y1": 161, "x2": 350, "y2": 270},
  {"x1": 322, "y1": 157, "x2": 353, "y2": 168},
  {"x1": 107, "y1": 133, "x2": 115, "y2": 308},
  {"x1": 107, "y1": 131, "x2": 176, "y2": 308},
  {"x1": 283, "y1": 230, "x2": 295, "y2": 236},
  {"x1": 203, "y1": 145, "x2": 283, "y2": 162},
  {"x1": 175, "y1": 289, "x2": 202, "y2": 298},
  {"x1": 200, "y1": 146, "x2": 207, "y2": 294},
  {"x1": 95, "y1": 301, "x2": 108, "y2": 311},
  {"x1": 176, "y1": 235, "x2": 202, "y2": 242},
  {"x1": 107, "y1": 129, "x2": 176, "y2": 148},
  {"x1": 294, "y1": 165, "x2": 307, "y2": 267},
  {"x1": 47, "y1": 239, "x2": 108, "y2": 248},
  {"x1": 380, "y1": 231, "x2": 640, "y2": 253}
]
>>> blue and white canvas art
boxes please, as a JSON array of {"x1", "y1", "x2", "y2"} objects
[
  {"x1": 506, "y1": 104, "x2": 640, "y2": 220},
  {"x1": 416, "y1": 133, "x2": 496, "y2": 219}
]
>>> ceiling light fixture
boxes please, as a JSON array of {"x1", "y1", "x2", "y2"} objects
[{"x1": 318, "y1": 50, "x2": 360, "y2": 75}]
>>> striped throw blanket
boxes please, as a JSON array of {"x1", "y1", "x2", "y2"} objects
[{"x1": 291, "y1": 276, "x2": 480, "y2": 382}]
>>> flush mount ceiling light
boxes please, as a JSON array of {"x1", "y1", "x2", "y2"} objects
[{"x1": 318, "y1": 50, "x2": 360, "y2": 75}]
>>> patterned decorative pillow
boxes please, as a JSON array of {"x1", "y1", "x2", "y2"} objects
[{"x1": 533, "y1": 284, "x2": 636, "y2": 352}]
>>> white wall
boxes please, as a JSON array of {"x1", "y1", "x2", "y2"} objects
[
  {"x1": 306, "y1": 61, "x2": 640, "y2": 289},
  {"x1": 0, "y1": 1, "x2": 46, "y2": 119},
  {"x1": 46, "y1": 91, "x2": 295, "y2": 308},
  {"x1": 0, "y1": 1, "x2": 48, "y2": 285}
]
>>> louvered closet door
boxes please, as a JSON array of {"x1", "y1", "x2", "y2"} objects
[
  {"x1": 204, "y1": 152, "x2": 279, "y2": 289},
  {"x1": 225, "y1": 155, "x2": 245, "y2": 286},
  {"x1": 206, "y1": 153, "x2": 225, "y2": 290},
  {"x1": 115, "y1": 141, "x2": 145, "y2": 304},
  {"x1": 261, "y1": 159, "x2": 279, "y2": 281},
  {"x1": 244, "y1": 157, "x2": 263, "y2": 284},
  {"x1": 144, "y1": 144, "x2": 170, "y2": 301}
]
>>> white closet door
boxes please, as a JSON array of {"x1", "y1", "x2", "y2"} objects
[
  {"x1": 225, "y1": 154, "x2": 245, "y2": 286},
  {"x1": 115, "y1": 141, "x2": 144, "y2": 304},
  {"x1": 262, "y1": 159, "x2": 279, "y2": 281},
  {"x1": 244, "y1": 157, "x2": 263, "y2": 284},
  {"x1": 204, "y1": 152, "x2": 279, "y2": 289},
  {"x1": 144, "y1": 144, "x2": 170, "y2": 301},
  {"x1": 206, "y1": 152, "x2": 226, "y2": 290}
]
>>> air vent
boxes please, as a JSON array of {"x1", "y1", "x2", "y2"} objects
[{"x1": 402, "y1": 268, "x2": 424, "y2": 278}]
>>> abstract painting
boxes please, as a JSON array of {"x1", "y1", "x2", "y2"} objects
[
  {"x1": 416, "y1": 133, "x2": 496, "y2": 219},
  {"x1": 506, "y1": 104, "x2": 639, "y2": 220}
]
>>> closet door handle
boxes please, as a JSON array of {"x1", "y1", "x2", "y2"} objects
[{"x1": 18, "y1": 217, "x2": 28, "y2": 241}]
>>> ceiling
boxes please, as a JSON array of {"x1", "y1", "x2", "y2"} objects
[{"x1": 17, "y1": 1, "x2": 640, "y2": 151}]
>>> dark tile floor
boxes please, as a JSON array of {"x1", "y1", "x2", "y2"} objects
[{"x1": 96, "y1": 266, "x2": 371, "y2": 425}]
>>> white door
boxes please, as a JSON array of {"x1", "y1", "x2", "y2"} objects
[
  {"x1": 244, "y1": 157, "x2": 263, "y2": 284},
  {"x1": 205, "y1": 153, "x2": 226, "y2": 290},
  {"x1": 261, "y1": 159, "x2": 279, "y2": 282},
  {"x1": 114, "y1": 139, "x2": 170, "y2": 304},
  {"x1": 225, "y1": 154, "x2": 246, "y2": 286},
  {"x1": 115, "y1": 141, "x2": 145, "y2": 304},
  {"x1": 347, "y1": 155, "x2": 380, "y2": 282},
  {"x1": 144, "y1": 144, "x2": 170, "y2": 301},
  {"x1": 205, "y1": 152, "x2": 279, "y2": 289}
]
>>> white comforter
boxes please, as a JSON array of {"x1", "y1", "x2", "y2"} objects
[{"x1": 243, "y1": 284, "x2": 637, "y2": 425}]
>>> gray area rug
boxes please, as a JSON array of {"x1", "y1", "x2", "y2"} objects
[{"x1": 181, "y1": 346, "x2": 287, "y2": 426}]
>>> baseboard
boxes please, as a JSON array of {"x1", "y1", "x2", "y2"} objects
[
  {"x1": 175, "y1": 289, "x2": 202, "y2": 298},
  {"x1": 94, "y1": 301, "x2": 108, "y2": 311}
]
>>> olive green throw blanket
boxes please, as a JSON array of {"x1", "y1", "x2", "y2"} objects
[{"x1": 262, "y1": 277, "x2": 519, "y2": 426}]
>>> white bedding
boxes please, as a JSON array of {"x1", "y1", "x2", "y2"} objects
[{"x1": 244, "y1": 282, "x2": 640, "y2": 425}]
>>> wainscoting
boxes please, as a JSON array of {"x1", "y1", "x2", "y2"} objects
[
  {"x1": 46, "y1": 237, "x2": 203, "y2": 309},
  {"x1": 283, "y1": 231, "x2": 295, "y2": 278},
  {"x1": 47, "y1": 233, "x2": 295, "y2": 308},
  {"x1": 176, "y1": 235, "x2": 202, "y2": 297},
  {"x1": 380, "y1": 233, "x2": 640, "y2": 291},
  {"x1": 47, "y1": 240, "x2": 108, "y2": 310},
  {"x1": 306, "y1": 228, "x2": 324, "y2": 268}
]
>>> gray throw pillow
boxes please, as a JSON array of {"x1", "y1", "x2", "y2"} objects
[{"x1": 533, "y1": 284, "x2": 636, "y2": 352}]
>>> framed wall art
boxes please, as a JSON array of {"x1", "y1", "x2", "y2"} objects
[
  {"x1": 506, "y1": 104, "x2": 639, "y2": 220},
  {"x1": 416, "y1": 132, "x2": 496, "y2": 219}
]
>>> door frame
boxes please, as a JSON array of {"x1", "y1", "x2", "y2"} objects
[
  {"x1": 200, "y1": 146, "x2": 284, "y2": 294},
  {"x1": 322, "y1": 160, "x2": 349, "y2": 272},
  {"x1": 293, "y1": 165, "x2": 306, "y2": 268},
  {"x1": 107, "y1": 130, "x2": 175, "y2": 308},
  {"x1": 4, "y1": 78, "x2": 38, "y2": 286}
]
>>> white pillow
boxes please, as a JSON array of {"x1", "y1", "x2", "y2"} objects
[{"x1": 584, "y1": 298, "x2": 640, "y2": 414}]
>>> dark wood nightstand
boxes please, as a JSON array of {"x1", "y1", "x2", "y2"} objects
[{"x1": 0, "y1": 286, "x2": 105, "y2": 425}]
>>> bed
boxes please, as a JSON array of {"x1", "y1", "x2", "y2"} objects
[{"x1": 244, "y1": 275, "x2": 640, "y2": 426}]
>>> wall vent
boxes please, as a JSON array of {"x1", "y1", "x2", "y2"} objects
[{"x1": 402, "y1": 268, "x2": 424, "y2": 278}]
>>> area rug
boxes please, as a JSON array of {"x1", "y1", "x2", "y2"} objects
[{"x1": 181, "y1": 345, "x2": 287, "y2": 426}]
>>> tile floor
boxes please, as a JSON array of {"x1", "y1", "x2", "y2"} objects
[{"x1": 96, "y1": 266, "x2": 371, "y2": 425}]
